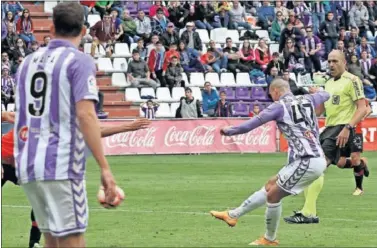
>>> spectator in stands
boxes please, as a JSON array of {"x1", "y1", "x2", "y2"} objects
[
  {"x1": 135, "y1": 10, "x2": 152, "y2": 43},
  {"x1": 194, "y1": 1, "x2": 220, "y2": 30},
  {"x1": 283, "y1": 38, "x2": 304, "y2": 73},
  {"x1": 223, "y1": 37, "x2": 249, "y2": 75},
  {"x1": 2, "y1": 22, "x2": 18, "y2": 56},
  {"x1": 30, "y1": 41, "x2": 38, "y2": 53},
  {"x1": 136, "y1": 37, "x2": 148, "y2": 61},
  {"x1": 270, "y1": 11, "x2": 285, "y2": 42},
  {"x1": 178, "y1": 41, "x2": 204, "y2": 73},
  {"x1": 257, "y1": 1, "x2": 275, "y2": 30},
  {"x1": 163, "y1": 43, "x2": 180, "y2": 73},
  {"x1": 40, "y1": 35, "x2": 50, "y2": 47},
  {"x1": 1, "y1": 52, "x2": 12, "y2": 70},
  {"x1": 2, "y1": 1, "x2": 23, "y2": 22},
  {"x1": 110, "y1": 8, "x2": 124, "y2": 42},
  {"x1": 338, "y1": 27, "x2": 347, "y2": 47},
  {"x1": 349, "y1": 1, "x2": 369, "y2": 37},
  {"x1": 1, "y1": 21, "x2": 7, "y2": 41},
  {"x1": 180, "y1": 22, "x2": 202, "y2": 51},
  {"x1": 348, "y1": 54, "x2": 364, "y2": 80},
  {"x1": 148, "y1": 41, "x2": 166, "y2": 87},
  {"x1": 12, "y1": 38, "x2": 31, "y2": 61},
  {"x1": 310, "y1": 1, "x2": 326, "y2": 35},
  {"x1": 81, "y1": 1, "x2": 96, "y2": 26},
  {"x1": 207, "y1": 40, "x2": 228, "y2": 73},
  {"x1": 279, "y1": 22, "x2": 302, "y2": 53},
  {"x1": 360, "y1": 50, "x2": 373, "y2": 79},
  {"x1": 1, "y1": 65, "x2": 15, "y2": 111},
  {"x1": 3, "y1": 11, "x2": 16, "y2": 33},
  {"x1": 357, "y1": 36, "x2": 376, "y2": 58},
  {"x1": 96, "y1": 88, "x2": 105, "y2": 115},
  {"x1": 214, "y1": 1, "x2": 232, "y2": 29},
  {"x1": 128, "y1": 49, "x2": 158, "y2": 89},
  {"x1": 363, "y1": 79, "x2": 377, "y2": 101},
  {"x1": 151, "y1": 8, "x2": 169, "y2": 36},
  {"x1": 319, "y1": 11, "x2": 339, "y2": 57},
  {"x1": 254, "y1": 38, "x2": 271, "y2": 71},
  {"x1": 282, "y1": 70, "x2": 309, "y2": 96},
  {"x1": 11, "y1": 55, "x2": 23, "y2": 75},
  {"x1": 346, "y1": 27, "x2": 361, "y2": 46},
  {"x1": 337, "y1": 1, "x2": 352, "y2": 30},
  {"x1": 168, "y1": 1, "x2": 188, "y2": 29},
  {"x1": 302, "y1": 26, "x2": 322, "y2": 72},
  {"x1": 110, "y1": 1, "x2": 124, "y2": 17},
  {"x1": 140, "y1": 100, "x2": 159, "y2": 120},
  {"x1": 240, "y1": 40, "x2": 258, "y2": 71},
  {"x1": 345, "y1": 42, "x2": 357, "y2": 63},
  {"x1": 337, "y1": 40, "x2": 347, "y2": 54},
  {"x1": 161, "y1": 22, "x2": 179, "y2": 51},
  {"x1": 16, "y1": 9, "x2": 35, "y2": 47},
  {"x1": 229, "y1": 0, "x2": 251, "y2": 30},
  {"x1": 266, "y1": 52, "x2": 284, "y2": 76},
  {"x1": 199, "y1": 51, "x2": 216, "y2": 72},
  {"x1": 287, "y1": 11, "x2": 304, "y2": 29},
  {"x1": 214, "y1": 91, "x2": 232, "y2": 117},
  {"x1": 293, "y1": 1, "x2": 311, "y2": 27},
  {"x1": 248, "y1": 104, "x2": 260, "y2": 117},
  {"x1": 274, "y1": 1, "x2": 289, "y2": 21},
  {"x1": 149, "y1": 1, "x2": 169, "y2": 18},
  {"x1": 147, "y1": 34, "x2": 163, "y2": 57},
  {"x1": 89, "y1": 12, "x2": 116, "y2": 57},
  {"x1": 121, "y1": 9, "x2": 138, "y2": 45},
  {"x1": 94, "y1": 1, "x2": 112, "y2": 19},
  {"x1": 266, "y1": 67, "x2": 279, "y2": 85},
  {"x1": 176, "y1": 87, "x2": 203, "y2": 118},
  {"x1": 366, "y1": 1, "x2": 377, "y2": 39},
  {"x1": 165, "y1": 56, "x2": 185, "y2": 92},
  {"x1": 183, "y1": 1, "x2": 197, "y2": 23}
]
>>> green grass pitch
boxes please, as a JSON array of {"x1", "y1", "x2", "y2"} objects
[{"x1": 2, "y1": 152, "x2": 377, "y2": 247}]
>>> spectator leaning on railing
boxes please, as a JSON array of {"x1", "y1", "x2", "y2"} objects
[
  {"x1": 176, "y1": 87, "x2": 203, "y2": 119},
  {"x1": 214, "y1": 90, "x2": 232, "y2": 117},
  {"x1": 202, "y1": 81, "x2": 219, "y2": 117}
]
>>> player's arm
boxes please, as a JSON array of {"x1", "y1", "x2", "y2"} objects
[
  {"x1": 99, "y1": 119, "x2": 151, "y2": 138},
  {"x1": 221, "y1": 103, "x2": 284, "y2": 136},
  {"x1": 1, "y1": 111, "x2": 15, "y2": 123},
  {"x1": 306, "y1": 90, "x2": 330, "y2": 116}
]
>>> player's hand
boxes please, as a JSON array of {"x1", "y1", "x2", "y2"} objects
[
  {"x1": 309, "y1": 86, "x2": 320, "y2": 93},
  {"x1": 100, "y1": 169, "x2": 117, "y2": 205},
  {"x1": 220, "y1": 126, "x2": 232, "y2": 136},
  {"x1": 125, "y1": 118, "x2": 151, "y2": 131},
  {"x1": 1, "y1": 112, "x2": 15, "y2": 123},
  {"x1": 336, "y1": 128, "x2": 350, "y2": 148}
]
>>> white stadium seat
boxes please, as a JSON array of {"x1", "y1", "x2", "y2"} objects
[
  {"x1": 179, "y1": 28, "x2": 186, "y2": 38},
  {"x1": 113, "y1": 58, "x2": 128, "y2": 72},
  {"x1": 125, "y1": 88, "x2": 141, "y2": 101},
  {"x1": 97, "y1": 58, "x2": 114, "y2": 72},
  {"x1": 130, "y1": 43, "x2": 137, "y2": 53},
  {"x1": 191, "y1": 87, "x2": 202, "y2": 101},
  {"x1": 226, "y1": 30, "x2": 240, "y2": 43},
  {"x1": 156, "y1": 103, "x2": 172, "y2": 118},
  {"x1": 88, "y1": 14, "x2": 101, "y2": 28},
  {"x1": 221, "y1": 73, "x2": 236, "y2": 86},
  {"x1": 182, "y1": 73, "x2": 189, "y2": 86},
  {"x1": 205, "y1": 73, "x2": 221, "y2": 87},
  {"x1": 140, "y1": 87, "x2": 156, "y2": 98},
  {"x1": 371, "y1": 102, "x2": 377, "y2": 116},
  {"x1": 113, "y1": 43, "x2": 131, "y2": 57},
  {"x1": 111, "y1": 73, "x2": 129, "y2": 87},
  {"x1": 84, "y1": 43, "x2": 92, "y2": 54},
  {"x1": 269, "y1": 43, "x2": 279, "y2": 55},
  {"x1": 1, "y1": 104, "x2": 5, "y2": 111},
  {"x1": 202, "y1": 43, "x2": 207, "y2": 53},
  {"x1": 189, "y1": 72, "x2": 205, "y2": 87},
  {"x1": 170, "y1": 102, "x2": 180, "y2": 116},
  {"x1": 197, "y1": 29, "x2": 210, "y2": 43},
  {"x1": 256, "y1": 30, "x2": 270, "y2": 41},
  {"x1": 44, "y1": 1, "x2": 57, "y2": 13},
  {"x1": 172, "y1": 87, "x2": 185, "y2": 100},
  {"x1": 156, "y1": 87, "x2": 173, "y2": 102},
  {"x1": 84, "y1": 43, "x2": 106, "y2": 57},
  {"x1": 211, "y1": 28, "x2": 228, "y2": 43},
  {"x1": 236, "y1": 73, "x2": 252, "y2": 86},
  {"x1": 7, "y1": 103, "x2": 15, "y2": 112}
]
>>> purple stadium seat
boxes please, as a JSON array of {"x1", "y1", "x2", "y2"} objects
[
  {"x1": 220, "y1": 87, "x2": 236, "y2": 100},
  {"x1": 124, "y1": 2, "x2": 138, "y2": 15},
  {"x1": 233, "y1": 102, "x2": 249, "y2": 117},
  {"x1": 235, "y1": 87, "x2": 251, "y2": 101},
  {"x1": 138, "y1": 1, "x2": 152, "y2": 14},
  {"x1": 251, "y1": 87, "x2": 268, "y2": 101}
]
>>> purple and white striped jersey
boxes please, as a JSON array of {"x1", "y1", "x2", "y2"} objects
[
  {"x1": 14, "y1": 39, "x2": 99, "y2": 184},
  {"x1": 224, "y1": 92, "x2": 330, "y2": 163}
]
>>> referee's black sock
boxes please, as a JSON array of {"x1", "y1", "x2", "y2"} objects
[
  {"x1": 29, "y1": 210, "x2": 41, "y2": 248},
  {"x1": 342, "y1": 159, "x2": 353, "y2": 169},
  {"x1": 353, "y1": 162, "x2": 364, "y2": 190}
]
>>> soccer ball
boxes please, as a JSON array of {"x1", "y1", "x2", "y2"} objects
[{"x1": 97, "y1": 185, "x2": 125, "y2": 208}]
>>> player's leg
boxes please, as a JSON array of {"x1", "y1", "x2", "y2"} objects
[
  {"x1": 58, "y1": 233, "x2": 85, "y2": 248},
  {"x1": 29, "y1": 210, "x2": 42, "y2": 248},
  {"x1": 43, "y1": 233, "x2": 58, "y2": 248},
  {"x1": 1, "y1": 163, "x2": 18, "y2": 187}
]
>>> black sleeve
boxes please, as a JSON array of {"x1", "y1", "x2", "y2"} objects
[
  {"x1": 180, "y1": 6, "x2": 189, "y2": 18},
  {"x1": 196, "y1": 99, "x2": 203, "y2": 118},
  {"x1": 175, "y1": 97, "x2": 184, "y2": 118}
]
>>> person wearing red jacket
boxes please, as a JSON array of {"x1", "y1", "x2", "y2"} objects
[
  {"x1": 254, "y1": 38, "x2": 271, "y2": 70},
  {"x1": 80, "y1": 1, "x2": 96, "y2": 26},
  {"x1": 148, "y1": 41, "x2": 166, "y2": 87},
  {"x1": 162, "y1": 43, "x2": 180, "y2": 72},
  {"x1": 16, "y1": 9, "x2": 35, "y2": 46},
  {"x1": 149, "y1": 1, "x2": 169, "y2": 18}
]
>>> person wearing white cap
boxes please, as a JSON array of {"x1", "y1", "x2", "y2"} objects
[{"x1": 180, "y1": 22, "x2": 202, "y2": 51}]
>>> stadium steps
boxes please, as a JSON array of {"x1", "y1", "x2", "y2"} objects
[
  {"x1": 97, "y1": 77, "x2": 112, "y2": 86},
  {"x1": 103, "y1": 105, "x2": 140, "y2": 118}
]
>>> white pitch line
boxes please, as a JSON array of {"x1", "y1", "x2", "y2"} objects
[{"x1": 3, "y1": 205, "x2": 377, "y2": 224}]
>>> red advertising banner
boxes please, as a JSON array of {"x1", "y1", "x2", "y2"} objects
[
  {"x1": 101, "y1": 119, "x2": 277, "y2": 155},
  {"x1": 279, "y1": 118, "x2": 377, "y2": 152}
]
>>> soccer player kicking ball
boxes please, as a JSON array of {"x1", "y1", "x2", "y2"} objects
[
  {"x1": 13, "y1": 2, "x2": 130, "y2": 247},
  {"x1": 210, "y1": 79, "x2": 330, "y2": 246},
  {"x1": 284, "y1": 50, "x2": 369, "y2": 224}
]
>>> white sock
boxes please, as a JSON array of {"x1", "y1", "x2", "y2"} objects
[
  {"x1": 228, "y1": 187, "x2": 267, "y2": 218},
  {"x1": 264, "y1": 202, "x2": 282, "y2": 241}
]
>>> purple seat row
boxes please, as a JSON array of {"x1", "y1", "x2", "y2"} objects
[
  {"x1": 220, "y1": 87, "x2": 271, "y2": 102},
  {"x1": 124, "y1": 1, "x2": 152, "y2": 15},
  {"x1": 232, "y1": 101, "x2": 272, "y2": 117}
]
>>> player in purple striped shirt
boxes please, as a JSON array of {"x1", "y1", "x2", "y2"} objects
[
  {"x1": 14, "y1": 2, "x2": 119, "y2": 247},
  {"x1": 210, "y1": 79, "x2": 329, "y2": 246}
]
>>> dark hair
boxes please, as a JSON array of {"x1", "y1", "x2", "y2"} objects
[
  {"x1": 147, "y1": 99, "x2": 153, "y2": 104},
  {"x1": 21, "y1": 9, "x2": 32, "y2": 25},
  {"x1": 351, "y1": 26, "x2": 357, "y2": 31},
  {"x1": 137, "y1": 37, "x2": 144, "y2": 43},
  {"x1": 132, "y1": 49, "x2": 139, "y2": 55},
  {"x1": 220, "y1": 91, "x2": 226, "y2": 95},
  {"x1": 43, "y1": 35, "x2": 51, "y2": 40},
  {"x1": 226, "y1": 37, "x2": 232, "y2": 42},
  {"x1": 171, "y1": 56, "x2": 178, "y2": 59},
  {"x1": 327, "y1": 11, "x2": 333, "y2": 14},
  {"x1": 340, "y1": 27, "x2": 346, "y2": 30},
  {"x1": 53, "y1": 2, "x2": 84, "y2": 37},
  {"x1": 184, "y1": 87, "x2": 192, "y2": 92},
  {"x1": 31, "y1": 41, "x2": 39, "y2": 46},
  {"x1": 204, "y1": 81, "x2": 211, "y2": 86},
  {"x1": 156, "y1": 41, "x2": 161, "y2": 45}
]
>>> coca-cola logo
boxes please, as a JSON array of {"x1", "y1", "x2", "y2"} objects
[
  {"x1": 164, "y1": 125, "x2": 215, "y2": 147},
  {"x1": 105, "y1": 127, "x2": 157, "y2": 148},
  {"x1": 221, "y1": 125, "x2": 272, "y2": 146},
  {"x1": 18, "y1": 126, "x2": 28, "y2": 142}
]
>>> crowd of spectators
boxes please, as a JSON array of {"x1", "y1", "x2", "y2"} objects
[{"x1": 2, "y1": 1, "x2": 377, "y2": 117}]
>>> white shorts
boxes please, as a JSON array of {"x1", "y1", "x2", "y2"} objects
[
  {"x1": 22, "y1": 179, "x2": 88, "y2": 237},
  {"x1": 277, "y1": 157, "x2": 326, "y2": 195}
]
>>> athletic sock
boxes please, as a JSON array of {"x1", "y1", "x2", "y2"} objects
[
  {"x1": 29, "y1": 210, "x2": 41, "y2": 248},
  {"x1": 301, "y1": 175, "x2": 324, "y2": 217},
  {"x1": 264, "y1": 202, "x2": 282, "y2": 242},
  {"x1": 353, "y1": 161, "x2": 364, "y2": 190},
  {"x1": 342, "y1": 159, "x2": 353, "y2": 169},
  {"x1": 228, "y1": 187, "x2": 267, "y2": 218}
]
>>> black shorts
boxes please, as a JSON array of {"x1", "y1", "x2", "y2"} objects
[
  {"x1": 319, "y1": 125, "x2": 363, "y2": 165},
  {"x1": 1, "y1": 164, "x2": 18, "y2": 187}
]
